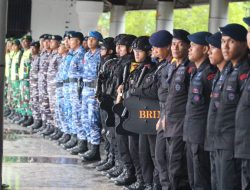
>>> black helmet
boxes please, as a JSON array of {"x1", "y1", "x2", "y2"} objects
[
  {"x1": 114, "y1": 34, "x2": 126, "y2": 45},
  {"x1": 101, "y1": 37, "x2": 115, "y2": 52},
  {"x1": 117, "y1": 34, "x2": 137, "y2": 47},
  {"x1": 132, "y1": 36, "x2": 152, "y2": 52}
]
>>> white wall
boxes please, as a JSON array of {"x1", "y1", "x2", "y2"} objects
[{"x1": 31, "y1": 0, "x2": 79, "y2": 40}]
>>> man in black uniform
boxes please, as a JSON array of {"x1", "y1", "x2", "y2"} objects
[
  {"x1": 235, "y1": 17, "x2": 250, "y2": 190},
  {"x1": 164, "y1": 29, "x2": 192, "y2": 190},
  {"x1": 149, "y1": 30, "x2": 173, "y2": 190},
  {"x1": 205, "y1": 32, "x2": 229, "y2": 190},
  {"x1": 215, "y1": 24, "x2": 250, "y2": 190},
  {"x1": 183, "y1": 31, "x2": 216, "y2": 190}
]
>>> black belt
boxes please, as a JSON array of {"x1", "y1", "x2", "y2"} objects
[
  {"x1": 56, "y1": 82, "x2": 63, "y2": 88},
  {"x1": 69, "y1": 78, "x2": 82, "y2": 83},
  {"x1": 82, "y1": 81, "x2": 97, "y2": 88},
  {"x1": 63, "y1": 79, "x2": 69, "y2": 83}
]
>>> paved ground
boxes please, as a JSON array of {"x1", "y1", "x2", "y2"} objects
[{"x1": 2, "y1": 120, "x2": 122, "y2": 190}]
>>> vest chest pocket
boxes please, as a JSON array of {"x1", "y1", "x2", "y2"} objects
[
  {"x1": 223, "y1": 84, "x2": 239, "y2": 105},
  {"x1": 191, "y1": 86, "x2": 204, "y2": 105}
]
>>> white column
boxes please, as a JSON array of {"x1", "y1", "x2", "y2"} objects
[
  {"x1": 109, "y1": 5, "x2": 125, "y2": 37},
  {"x1": 156, "y1": 1, "x2": 174, "y2": 32},
  {"x1": 75, "y1": 1, "x2": 104, "y2": 35},
  {"x1": 209, "y1": 0, "x2": 228, "y2": 33}
]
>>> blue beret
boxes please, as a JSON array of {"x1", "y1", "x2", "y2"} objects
[
  {"x1": 31, "y1": 41, "x2": 40, "y2": 48},
  {"x1": 88, "y1": 31, "x2": 103, "y2": 42},
  {"x1": 149, "y1": 30, "x2": 173, "y2": 47},
  {"x1": 173, "y1": 29, "x2": 190, "y2": 43},
  {"x1": 219, "y1": 23, "x2": 247, "y2": 42},
  {"x1": 206, "y1": 32, "x2": 222, "y2": 49},
  {"x1": 70, "y1": 31, "x2": 84, "y2": 42},
  {"x1": 50, "y1": 35, "x2": 63, "y2": 42},
  {"x1": 243, "y1": 17, "x2": 250, "y2": 26},
  {"x1": 188, "y1": 31, "x2": 212, "y2": 46}
]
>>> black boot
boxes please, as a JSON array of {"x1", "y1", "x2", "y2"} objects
[
  {"x1": 124, "y1": 177, "x2": 145, "y2": 190},
  {"x1": 144, "y1": 184, "x2": 153, "y2": 190},
  {"x1": 70, "y1": 140, "x2": 88, "y2": 155},
  {"x1": 22, "y1": 116, "x2": 34, "y2": 127},
  {"x1": 15, "y1": 115, "x2": 28, "y2": 125},
  {"x1": 113, "y1": 167, "x2": 136, "y2": 186},
  {"x1": 96, "y1": 157, "x2": 114, "y2": 171},
  {"x1": 62, "y1": 134, "x2": 77, "y2": 149},
  {"x1": 153, "y1": 183, "x2": 162, "y2": 190},
  {"x1": 50, "y1": 129, "x2": 63, "y2": 140},
  {"x1": 105, "y1": 161, "x2": 123, "y2": 178},
  {"x1": 58, "y1": 133, "x2": 71, "y2": 145},
  {"x1": 42, "y1": 124, "x2": 55, "y2": 136},
  {"x1": 81, "y1": 144, "x2": 101, "y2": 162},
  {"x1": 31, "y1": 120, "x2": 43, "y2": 130},
  {"x1": 93, "y1": 157, "x2": 109, "y2": 168}
]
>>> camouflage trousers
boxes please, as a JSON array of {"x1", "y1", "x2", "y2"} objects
[
  {"x1": 48, "y1": 81, "x2": 57, "y2": 126},
  {"x1": 11, "y1": 80, "x2": 20, "y2": 112},
  {"x1": 69, "y1": 82, "x2": 82, "y2": 135},
  {"x1": 30, "y1": 79, "x2": 41, "y2": 120},
  {"x1": 62, "y1": 83, "x2": 72, "y2": 134},
  {"x1": 81, "y1": 87, "x2": 101, "y2": 145},
  {"x1": 55, "y1": 86, "x2": 64, "y2": 130},
  {"x1": 18, "y1": 80, "x2": 32, "y2": 116}
]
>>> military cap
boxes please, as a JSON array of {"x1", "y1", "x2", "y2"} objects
[
  {"x1": 132, "y1": 36, "x2": 152, "y2": 52},
  {"x1": 243, "y1": 17, "x2": 250, "y2": 26},
  {"x1": 149, "y1": 30, "x2": 173, "y2": 47},
  {"x1": 31, "y1": 41, "x2": 40, "y2": 48},
  {"x1": 219, "y1": 23, "x2": 247, "y2": 42},
  {"x1": 101, "y1": 37, "x2": 115, "y2": 51},
  {"x1": 83, "y1": 36, "x2": 88, "y2": 41},
  {"x1": 88, "y1": 31, "x2": 103, "y2": 42},
  {"x1": 43, "y1": 34, "x2": 51, "y2": 40},
  {"x1": 7, "y1": 37, "x2": 14, "y2": 42},
  {"x1": 117, "y1": 34, "x2": 137, "y2": 47},
  {"x1": 70, "y1": 31, "x2": 84, "y2": 42},
  {"x1": 173, "y1": 29, "x2": 190, "y2": 44},
  {"x1": 187, "y1": 31, "x2": 212, "y2": 46},
  {"x1": 63, "y1": 31, "x2": 75, "y2": 38},
  {"x1": 206, "y1": 32, "x2": 222, "y2": 49},
  {"x1": 39, "y1": 34, "x2": 48, "y2": 40},
  {"x1": 50, "y1": 35, "x2": 63, "y2": 42},
  {"x1": 13, "y1": 39, "x2": 20, "y2": 46},
  {"x1": 22, "y1": 35, "x2": 32, "y2": 42}
]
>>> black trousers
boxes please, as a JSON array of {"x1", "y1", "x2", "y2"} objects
[
  {"x1": 155, "y1": 130, "x2": 170, "y2": 189},
  {"x1": 166, "y1": 136, "x2": 190, "y2": 190},
  {"x1": 210, "y1": 151, "x2": 217, "y2": 190},
  {"x1": 186, "y1": 142, "x2": 211, "y2": 190},
  {"x1": 242, "y1": 159, "x2": 250, "y2": 190},
  {"x1": 214, "y1": 149, "x2": 241, "y2": 190},
  {"x1": 129, "y1": 135, "x2": 142, "y2": 179},
  {"x1": 107, "y1": 127, "x2": 117, "y2": 159},
  {"x1": 139, "y1": 134, "x2": 160, "y2": 184}
]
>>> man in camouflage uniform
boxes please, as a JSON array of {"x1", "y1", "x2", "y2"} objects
[
  {"x1": 80, "y1": 31, "x2": 103, "y2": 162},
  {"x1": 16, "y1": 35, "x2": 33, "y2": 126},
  {"x1": 46, "y1": 35, "x2": 63, "y2": 137},
  {"x1": 29, "y1": 41, "x2": 43, "y2": 131}
]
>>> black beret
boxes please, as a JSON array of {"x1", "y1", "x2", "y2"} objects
[
  {"x1": 243, "y1": 17, "x2": 250, "y2": 26},
  {"x1": 31, "y1": 41, "x2": 40, "y2": 48},
  {"x1": 69, "y1": 31, "x2": 84, "y2": 42},
  {"x1": 187, "y1": 31, "x2": 212, "y2": 46},
  {"x1": 206, "y1": 32, "x2": 222, "y2": 49},
  {"x1": 173, "y1": 29, "x2": 190, "y2": 44},
  {"x1": 13, "y1": 39, "x2": 20, "y2": 46},
  {"x1": 117, "y1": 34, "x2": 137, "y2": 47},
  {"x1": 39, "y1": 34, "x2": 49, "y2": 40},
  {"x1": 43, "y1": 34, "x2": 51, "y2": 40},
  {"x1": 149, "y1": 30, "x2": 173, "y2": 47},
  {"x1": 219, "y1": 23, "x2": 247, "y2": 42},
  {"x1": 114, "y1": 34, "x2": 127, "y2": 45},
  {"x1": 63, "y1": 31, "x2": 75, "y2": 38},
  {"x1": 50, "y1": 35, "x2": 63, "y2": 42}
]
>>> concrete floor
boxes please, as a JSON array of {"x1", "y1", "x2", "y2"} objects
[{"x1": 2, "y1": 120, "x2": 122, "y2": 190}]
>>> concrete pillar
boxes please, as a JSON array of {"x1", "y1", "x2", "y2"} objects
[
  {"x1": 109, "y1": 5, "x2": 125, "y2": 37},
  {"x1": 0, "y1": 0, "x2": 8, "y2": 186},
  {"x1": 75, "y1": 1, "x2": 104, "y2": 35},
  {"x1": 209, "y1": 0, "x2": 229, "y2": 33},
  {"x1": 156, "y1": 1, "x2": 174, "y2": 32}
]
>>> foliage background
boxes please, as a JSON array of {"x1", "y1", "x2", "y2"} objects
[{"x1": 97, "y1": 2, "x2": 250, "y2": 37}]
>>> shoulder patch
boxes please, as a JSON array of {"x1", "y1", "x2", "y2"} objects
[
  {"x1": 240, "y1": 73, "x2": 248, "y2": 81},
  {"x1": 207, "y1": 73, "x2": 216, "y2": 81}
]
